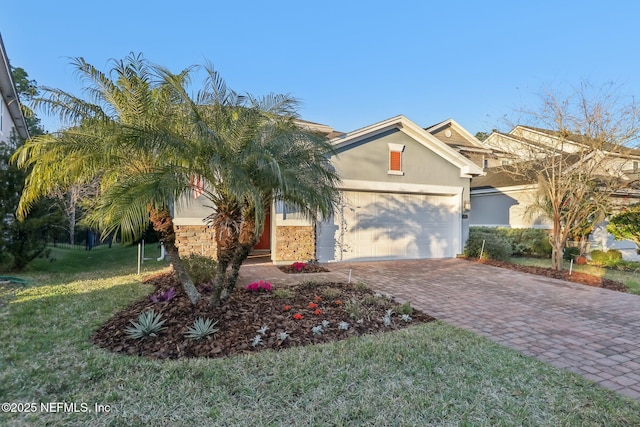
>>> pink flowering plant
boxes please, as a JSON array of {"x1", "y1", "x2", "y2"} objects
[
  {"x1": 291, "y1": 261, "x2": 307, "y2": 272},
  {"x1": 245, "y1": 280, "x2": 273, "y2": 293}
]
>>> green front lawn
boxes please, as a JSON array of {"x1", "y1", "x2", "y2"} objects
[
  {"x1": 1, "y1": 247, "x2": 639, "y2": 425},
  {"x1": 509, "y1": 257, "x2": 640, "y2": 295}
]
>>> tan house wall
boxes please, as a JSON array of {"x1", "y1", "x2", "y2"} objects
[
  {"x1": 174, "y1": 219, "x2": 314, "y2": 263},
  {"x1": 273, "y1": 225, "x2": 315, "y2": 262},
  {"x1": 174, "y1": 225, "x2": 217, "y2": 259}
]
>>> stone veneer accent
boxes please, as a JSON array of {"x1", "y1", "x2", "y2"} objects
[
  {"x1": 274, "y1": 225, "x2": 315, "y2": 262},
  {"x1": 174, "y1": 225, "x2": 217, "y2": 259}
]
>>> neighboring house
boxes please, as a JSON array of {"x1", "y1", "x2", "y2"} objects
[
  {"x1": 426, "y1": 118, "x2": 493, "y2": 169},
  {"x1": 470, "y1": 167, "x2": 550, "y2": 229},
  {"x1": 0, "y1": 33, "x2": 29, "y2": 144},
  {"x1": 173, "y1": 115, "x2": 483, "y2": 263},
  {"x1": 469, "y1": 125, "x2": 640, "y2": 257}
]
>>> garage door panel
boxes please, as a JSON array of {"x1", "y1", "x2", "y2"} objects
[{"x1": 317, "y1": 190, "x2": 460, "y2": 262}]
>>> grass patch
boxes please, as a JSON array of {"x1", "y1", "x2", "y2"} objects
[
  {"x1": 510, "y1": 257, "x2": 640, "y2": 295},
  {"x1": 1, "y1": 247, "x2": 639, "y2": 425},
  {"x1": 25, "y1": 243, "x2": 165, "y2": 277}
]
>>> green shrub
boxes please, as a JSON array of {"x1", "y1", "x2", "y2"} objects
[
  {"x1": 273, "y1": 288, "x2": 296, "y2": 299},
  {"x1": 590, "y1": 249, "x2": 623, "y2": 266},
  {"x1": 182, "y1": 254, "x2": 217, "y2": 285},
  {"x1": 563, "y1": 246, "x2": 580, "y2": 261},
  {"x1": 464, "y1": 227, "x2": 512, "y2": 261},
  {"x1": 320, "y1": 287, "x2": 342, "y2": 299},
  {"x1": 397, "y1": 302, "x2": 413, "y2": 315},
  {"x1": 609, "y1": 249, "x2": 623, "y2": 263},
  {"x1": 361, "y1": 295, "x2": 392, "y2": 309},
  {"x1": 352, "y1": 281, "x2": 369, "y2": 291},
  {"x1": 299, "y1": 279, "x2": 322, "y2": 289},
  {"x1": 502, "y1": 228, "x2": 552, "y2": 257},
  {"x1": 343, "y1": 299, "x2": 374, "y2": 322},
  {"x1": 532, "y1": 237, "x2": 553, "y2": 257}
]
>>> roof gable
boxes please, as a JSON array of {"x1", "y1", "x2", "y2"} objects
[
  {"x1": 331, "y1": 115, "x2": 484, "y2": 178},
  {"x1": 425, "y1": 118, "x2": 489, "y2": 150}
]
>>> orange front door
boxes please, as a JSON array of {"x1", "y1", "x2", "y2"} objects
[{"x1": 253, "y1": 211, "x2": 271, "y2": 250}]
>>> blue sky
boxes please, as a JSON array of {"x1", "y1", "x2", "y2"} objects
[{"x1": 2, "y1": 1, "x2": 639, "y2": 135}]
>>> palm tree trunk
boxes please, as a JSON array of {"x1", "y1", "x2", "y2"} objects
[
  {"x1": 165, "y1": 239, "x2": 200, "y2": 304},
  {"x1": 211, "y1": 220, "x2": 239, "y2": 306},
  {"x1": 149, "y1": 208, "x2": 200, "y2": 304},
  {"x1": 221, "y1": 214, "x2": 258, "y2": 303}
]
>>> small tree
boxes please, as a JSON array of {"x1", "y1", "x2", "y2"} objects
[
  {"x1": 13, "y1": 54, "x2": 202, "y2": 303},
  {"x1": 0, "y1": 133, "x2": 61, "y2": 270},
  {"x1": 489, "y1": 82, "x2": 640, "y2": 270},
  {"x1": 607, "y1": 203, "x2": 640, "y2": 252}
]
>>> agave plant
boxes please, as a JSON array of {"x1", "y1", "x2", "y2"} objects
[
  {"x1": 184, "y1": 317, "x2": 219, "y2": 340},
  {"x1": 278, "y1": 331, "x2": 290, "y2": 341},
  {"x1": 382, "y1": 309, "x2": 394, "y2": 327},
  {"x1": 125, "y1": 310, "x2": 166, "y2": 339},
  {"x1": 400, "y1": 314, "x2": 412, "y2": 323}
]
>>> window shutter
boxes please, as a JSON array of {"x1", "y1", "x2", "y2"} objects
[{"x1": 390, "y1": 151, "x2": 402, "y2": 171}]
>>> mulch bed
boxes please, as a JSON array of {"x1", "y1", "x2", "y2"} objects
[
  {"x1": 278, "y1": 263, "x2": 330, "y2": 274},
  {"x1": 92, "y1": 272, "x2": 435, "y2": 359},
  {"x1": 471, "y1": 258, "x2": 628, "y2": 292}
]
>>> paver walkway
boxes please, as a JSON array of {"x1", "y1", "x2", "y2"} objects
[{"x1": 239, "y1": 257, "x2": 640, "y2": 401}]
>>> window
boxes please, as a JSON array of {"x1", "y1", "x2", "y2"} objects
[
  {"x1": 501, "y1": 160, "x2": 511, "y2": 166},
  {"x1": 483, "y1": 159, "x2": 488, "y2": 169},
  {"x1": 634, "y1": 161, "x2": 639, "y2": 171},
  {"x1": 388, "y1": 143, "x2": 405, "y2": 175}
]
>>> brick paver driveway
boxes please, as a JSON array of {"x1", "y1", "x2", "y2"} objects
[{"x1": 240, "y1": 257, "x2": 640, "y2": 400}]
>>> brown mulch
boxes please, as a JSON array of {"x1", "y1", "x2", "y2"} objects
[
  {"x1": 471, "y1": 258, "x2": 628, "y2": 292},
  {"x1": 92, "y1": 272, "x2": 435, "y2": 359},
  {"x1": 278, "y1": 264, "x2": 330, "y2": 274}
]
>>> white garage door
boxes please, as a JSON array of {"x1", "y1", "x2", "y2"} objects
[{"x1": 317, "y1": 190, "x2": 460, "y2": 262}]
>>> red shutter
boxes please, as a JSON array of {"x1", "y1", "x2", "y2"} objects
[{"x1": 390, "y1": 151, "x2": 402, "y2": 171}]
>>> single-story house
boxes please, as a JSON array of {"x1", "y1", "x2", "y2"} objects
[{"x1": 172, "y1": 115, "x2": 484, "y2": 263}]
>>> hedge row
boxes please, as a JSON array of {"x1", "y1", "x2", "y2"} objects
[
  {"x1": 590, "y1": 249, "x2": 623, "y2": 266},
  {"x1": 464, "y1": 227, "x2": 552, "y2": 260}
]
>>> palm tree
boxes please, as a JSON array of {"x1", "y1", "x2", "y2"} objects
[
  {"x1": 155, "y1": 64, "x2": 340, "y2": 304},
  {"x1": 197, "y1": 96, "x2": 340, "y2": 305},
  {"x1": 13, "y1": 54, "x2": 202, "y2": 303},
  {"x1": 15, "y1": 55, "x2": 340, "y2": 308}
]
